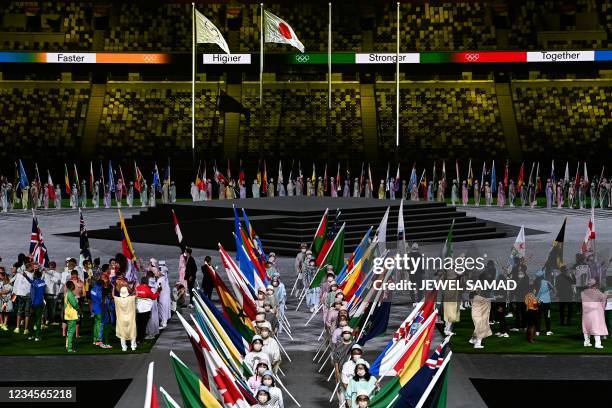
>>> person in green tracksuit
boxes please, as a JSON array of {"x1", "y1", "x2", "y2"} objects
[{"x1": 64, "y1": 281, "x2": 79, "y2": 352}]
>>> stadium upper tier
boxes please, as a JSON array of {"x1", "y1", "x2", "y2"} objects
[
  {"x1": 0, "y1": 1, "x2": 610, "y2": 52},
  {"x1": 0, "y1": 77, "x2": 610, "y2": 164}
]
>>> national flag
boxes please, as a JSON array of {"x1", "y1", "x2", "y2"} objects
[
  {"x1": 368, "y1": 163, "x2": 374, "y2": 192},
  {"x1": 392, "y1": 338, "x2": 452, "y2": 408},
  {"x1": 408, "y1": 166, "x2": 417, "y2": 193},
  {"x1": 536, "y1": 162, "x2": 542, "y2": 193},
  {"x1": 480, "y1": 161, "x2": 486, "y2": 189},
  {"x1": 441, "y1": 160, "x2": 446, "y2": 182},
  {"x1": 575, "y1": 162, "x2": 581, "y2": 189},
  {"x1": 169, "y1": 351, "x2": 223, "y2": 408},
  {"x1": 89, "y1": 162, "x2": 94, "y2": 194},
  {"x1": 584, "y1": 162, "x2": 589, "y2": 185},
  {"x1": 311, "y1": 208, "x2": 328, "y2": 257},
  {"x1": 241, "y1": 208, "x2": 266, "y2": 263},
  {"x1": 517, "y1": 162, "x2": 525, "y2": 192},
  {"x1": 511, "y1": 225, "x2": 526, "y2": 259},
  {"x1": 172, "y1": 209, "x2": 185, "y2": 249},
  {"x1": 18, "y1": 159, "x2": 29, "y2": 190},
  {"x1": 33, "y1": 163, "x2": 42, "y2": 192},
  {"x1": 357, "y1": 301, "x2": 392, "y2": 346},
  {"x1": 47, "y1": 170, "x2": 56, "y2": 201},
  {"x1": 368, "y1": 312, "x2": 437, "y2": 408},
  {"x1": 118, "y1": 209, "x2": 136, "y2": 263},
  {"x1": 135, "y1": 161, "x2": 144, "y2": 193},
  {"x1": 108, "y1": 161, "x2": 115, "y2": 193},
  {"x1": 359, "y1": 162, "x2": 365, "y2": 193},
  {"x1": 491, "y1": 160, "x2": 497, "y2": 194},
  {"x1": 441, "y1": 219, "x2": 454, "y2": 259},
  {"x1": 385, "y1": 162, "x2": 390, "y2": 192},
  {"x1": 152, "y1": 163, "x2": 161, "y2": 192},
  {"x1": 564, "y1": 162, "x2": 569, "y2": 182},
  {"x1": 239, "y1": 160, "x2": 246, "y2": 185},
  {"x1": 336, "y1": 162, "x2": 342, "y2": 191},
  {"x1": 455, "y1": 160, "x2": 460, "y2": 183},
  {"x1": 262, "y1": 160, "x2": 268, "y2": 193},
  {"x1": 544, "y1": 218, "x2": 566, "y2": 271},
  {"x1": 175, "y1": 312, "x2": 209, "y2": 386},
  {"x1": 256, "y1": 160, "x2": 262, "y2": 187},
  {"x1": 263, "y1": 9, "x2": 305, "y2": 52},
  {"x1": 218, "y1": 243, "x2": 258, "y2": 321},
  {"x1": 119, "y1": 165, "x2": 127, "y2": 197},
  {"x1": 581, "y1": 208, "x2": 595, "y2": 254},
  {"x1": 64, "y1": 163, "x2": 70, "y2": 194},
  {"x1": 432, "y1": 161, "x2": 438, "y2": 195},
  {"x1": 339, "y1": 235, "x2": 376, "y2": 300},
  {"x1": 159, "y1": 387, "x2": 181, "y2": 408},
  {"x1": 210, "y1": 263, "x2": 255, "y2": 341},
  {"x1": 79, "y1": 209, "x2": 91, "y2": 264},
  {"x1": 397, "y1": 199, "x2": 406, "y2": 255},
  {"x1": 504, "y1": 161, "x2": 509, "y2": 188},
  {"x1": 467, "y1": 160, "x2": 473, "y2": 187},
  {"x1": 323, "y1": 163, "x2": 328, "y2": 192},
  {"x1": 370, "y1": 298, "x2": 437, "y2": 377},
  {"x1": 394, "y1": 163, "x2": 401, "y2": 192},
  {"x1": 551, "y1": 159, "x2": 556, "y2": 183},
  {"x1": 30, "y1": 213, "x2": 49, "y2": 267},
  {"x1": 376, "y1": 207, "x2": 390, "y2": 252},
  {"x1": 226, "y1": 159, "x2": 231, "y2": 180},
  {"x1": 194, "y1": 290, "x2": 248, "y2": 357},
  {"x1": 315, "y1": 210, "x2": 341, "y2": 265},
  {"x1": 73, "y1": 164, "x2": 80, "y2": 194},
  {"x1": 144, "y1": 362, "x2": 160, "y2": 408},
  {"x1": 278, "y1": 160, "x2": 283, "y2": 184},
  {"x1": 309, "y1": 223, "x2": 345, "y2": 288},
  {"x1": 194, "y1": 8, "x2": 230, "y2": 54}
]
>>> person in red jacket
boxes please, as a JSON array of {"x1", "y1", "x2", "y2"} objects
[{"x1": 135, "y1": 277, "x2": 160, "y2": 343}]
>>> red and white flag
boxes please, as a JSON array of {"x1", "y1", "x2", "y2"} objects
[
  {"x1": 144, "y1": 362, "x2": 160, "y2": 408},
  {"x1": 47, "y1": 170, "x2": 56, "y2": 201},
  {"x1": 171, "y1": 209, "x2": 184, "y2": 248},
  {"x1": 581, "y1": 208, "x2": 595, "y2": 254},
  {"x1": 263, "y1": 10, "x2": 305, "y2": 52}
]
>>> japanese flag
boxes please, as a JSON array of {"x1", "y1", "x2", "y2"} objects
[
  {"x1": 263, "y1": 10, "x2": 305, "y2": 53},
  {"x1": 195, "y1": 9, "x2": 230, "y2": 54}
]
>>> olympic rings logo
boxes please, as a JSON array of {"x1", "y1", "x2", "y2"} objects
[
  {"x1": 465, "y1": 53, "x2": 480, "y2": 62},
  {"x1": 295, "y1": 54, "x2": 310, "y2": 63}
]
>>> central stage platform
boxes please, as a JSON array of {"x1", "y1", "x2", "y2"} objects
[{"x1": 83, "y1": 197, "x2": 508, "y2": 255}]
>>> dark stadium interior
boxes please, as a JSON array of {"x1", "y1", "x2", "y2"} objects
[{"x1": 0, "y1": 0, "x2": 611, "y2": 181}]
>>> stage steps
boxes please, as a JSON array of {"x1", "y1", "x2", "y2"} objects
[{"x1": 89, "y1": 199, "x2": 506, "y2": 256}]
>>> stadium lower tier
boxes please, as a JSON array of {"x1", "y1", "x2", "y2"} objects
[{"x1": 0, "y1": 78, "x2": 610, "y2": 164}]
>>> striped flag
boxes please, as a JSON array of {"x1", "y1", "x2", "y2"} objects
[
  {"x1": 64, "y1": 163, "x2": 70, "y2": 194},
  {"x1": 118, "y1": 210, "x2": 136, "y2": 263},
  {"x1": 159, "y1": 387, "x2": 181, "y2": 408},
  {"x1": 144, "y1": 362, "x2": 160, "y2": 408},
  {"x1": 30, "y1": 212, "x2": 49, "y2": 267},
  {"x1": 171, "y1": 209, "x2": 184, "y2": 249},
  {"x1": 169, "y1": 351, "x2": 222, "y2": 408}
]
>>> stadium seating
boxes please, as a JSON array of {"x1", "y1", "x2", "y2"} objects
[
  {"x1": 1, "y1": 1, "x2": 610, "y2": 52},
  {"x1": 375, "y1": 82, "x2": 506, "y2": 160},
  {"x1": 0, "y1": 84, "x2": 90, "y2": 162},
  {"x1": 97, "y1": 84, "x2": 223, "y2": 160},
  {"x1": 375, "y1": 2, "x2": 498, "y2": 51},
  {"x1": 513, "y1": 81, "x2": 612, "y2": 160},
  {"x1": 238, "y1": 83, "x2": 364, "y2": 158}
]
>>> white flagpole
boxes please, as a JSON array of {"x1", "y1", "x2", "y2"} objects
[
  {"x1": 395, "y1": 2, "x2": 400, "y2": 147},
  {"x1": 328, "y1": 2, "x2": 332, "y2": 111},
  {"x1": 191, "y1": 3, "x2": 196, "y2": 152}
]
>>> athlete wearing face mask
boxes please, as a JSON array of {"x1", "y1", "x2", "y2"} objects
[
  {"x1": 294, "y1": 243, "x2": 308, "y2": 279},
  {"x1": 302, "y1": 257, "x2": 319, "y2": 312},
  {"x1": 341, "y1": 345, "x2": 364, "y2": 400},
  {"x1": 355, "y1": 390, "x2": 371, "y2": 408},
  {"x1": 244, "y1": 335, "x2": 270, "y2": 376},
  {"x1": 259, "y1": 323, "x2": 282, "y2": 373},
  {"x1": 248, "y1": 360, "x2": 271, "y2": 393},
  {"x1": 344, "y1": 359, "x2": 378, "y2": 408},
  {"x1": 252, "y1": 385, "x2": 273, "y2": 408},
  {"x1": 260, "y1": 371, "x2": 284, "y2": 408}
]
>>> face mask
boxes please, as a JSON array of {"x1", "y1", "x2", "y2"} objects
[
  {"x1": 357, "y1": 400, "x2": 368, "y2": 407},
  {"x1": 343, "y1": 334, "x2": 351, "y2": 341},
  {"x1": 253, "y1": 344, "x2": 262, "y2": 351},
  {"x1": 357, "y1": 368, "x2": 366, "y2": 376},
  {"x1": 327, "y1": 278, "x2": 333, "y2": 283},
  {"x1": 263, "y1": 379, "x2": 273, "y2": 386},
  {"x1": 261, "y1": 331, "x2": 270, "y2": 339},
  {"x1": 301, "y1": 249, "x2": 306, "y2": 253},
  {"x1": 257, "y1": 395, "x2": 268, "y2": 403},
  {"x1": 352, "y1": 354, "x2": 361, "y2": 362},
  {"x1": 257, "y1": 367, "x2": 266, "y2": 375}
]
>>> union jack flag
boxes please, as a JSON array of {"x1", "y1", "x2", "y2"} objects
[{"x1": 30, "y1": 213, "x2": 49, "y2": 267}]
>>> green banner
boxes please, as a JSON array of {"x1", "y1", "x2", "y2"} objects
[{"x1": 286, "y1": 52, "x2": 355, "y2": 65}]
